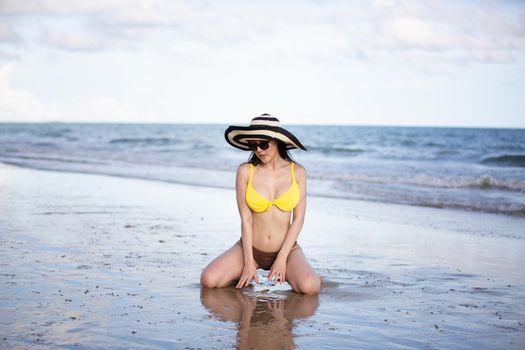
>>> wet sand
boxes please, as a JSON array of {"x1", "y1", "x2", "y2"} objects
[{"x1": 1, "y1": 163, "x2": 524, "y2": 349}]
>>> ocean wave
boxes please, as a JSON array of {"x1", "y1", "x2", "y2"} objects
[
  {"x1": 480, "y1": 155, "x2": 525, "y2": 168},
  {"x1": 405, "y1": 198, "x2": 525, "y2": 217},
  {"x1": 109, "y1": 137, "x2": 178, "y2": 145},
  {"x1": 323, "y1": 172, "x2": 525, "y2": 192},
  {"x1": 309, "y1": 186, "x2": 525, "y2": 217},
  {"x1": 462, "y1": 174, "x2": 525, "y2": 191},
  {"x1": 38, "y1": 129, "x2": 72, "y2": 138},
  {"x1": 0, "y1": 154, "x2": 104, "y2": 165},
  {"x1": 424, "y1": 141, "x2": 445, "y2": 147},
  {"x1": 396, "y1": 174, "x2": 525, "y2": 191},
  {"x1": 33, "y1": 142, "x2": 59, "y2": 148},
  {"x1": 309, "y1": 145, "x2": 365, "y2": 155},
  {"x1": 456, "y1": 175, "x2": 523, "y2": 191}
]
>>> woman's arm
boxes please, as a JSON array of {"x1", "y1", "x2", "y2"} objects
[
  {"x1": 271, "y1": 165, "x2": 307, "y2": 279},
  {"x1": 280, "y1": 165, "x2": 306, "y2": 257},
  {"x1": 235, "y1": 163, "x2": 259, "y2": 287}
]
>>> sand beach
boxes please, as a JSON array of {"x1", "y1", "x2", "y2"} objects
[{"x1": 1, "y1": 163, "x2": 524, "y2": 349}]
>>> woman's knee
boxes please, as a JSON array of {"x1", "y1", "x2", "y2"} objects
[
  {"x1": 200, "y1": 268, "x2": 219, "y2": 288},
  {"x1": 296, "y1": 274, "x2": 321, "y2": 295},
  {"x1": 201, "y1": 244, "x2": 243, "y2": 288}
]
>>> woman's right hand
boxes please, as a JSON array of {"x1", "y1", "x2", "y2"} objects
[{"x1": 236, "y1": 260, "x2": 259, "y2": 288}]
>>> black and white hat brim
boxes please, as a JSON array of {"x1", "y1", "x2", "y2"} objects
[{"x1": 224, "y1": 123, "x2": 307, "y2": 151}]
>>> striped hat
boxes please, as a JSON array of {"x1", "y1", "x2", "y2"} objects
[{"x1": 224, "y1": 114, "x2": 307, "y2": 151}]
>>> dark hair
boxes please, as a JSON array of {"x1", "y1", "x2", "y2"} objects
[{"x1": 248, "y1": 139, "x2": 294, "y2": 165}]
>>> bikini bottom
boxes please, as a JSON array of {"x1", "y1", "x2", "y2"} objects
[{"x1": 237, "y1": 238, "x2": 298, "y2": 271}]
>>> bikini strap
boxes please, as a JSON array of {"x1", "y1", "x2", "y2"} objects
[
  {"x1": 248, "y1": 163, "x2": 254, "y2": 184},
  {"x1": 291, "y1": 162, "x2": 296, "y2": 182}
]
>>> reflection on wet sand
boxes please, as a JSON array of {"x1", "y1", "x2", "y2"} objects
[{"x1": 200, "y1": 287, "x2": 319, "y2": 349}]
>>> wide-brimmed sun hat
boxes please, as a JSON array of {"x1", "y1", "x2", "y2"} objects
[{"x1": 224, "y1": 114, "x2": 307, "y2": 151}]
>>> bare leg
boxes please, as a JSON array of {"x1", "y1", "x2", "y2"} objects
[
  {"x1": 285, "y1": 246, "x2": 321, "y2": 295},
  {"x1": 201, "y1": 241, "x2": 248, "y2": 288}
]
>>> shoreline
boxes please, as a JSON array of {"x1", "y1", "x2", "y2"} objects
[
  {"x1": 1, "y1": 161, "x2": 523, "y2": 219},
  {"x1": 1, "y1": 163, "x2": 524, "y2": 349}
]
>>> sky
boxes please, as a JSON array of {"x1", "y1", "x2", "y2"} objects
[{"x1": 0, "y1": 0, "x2": 524, "y2": 127}]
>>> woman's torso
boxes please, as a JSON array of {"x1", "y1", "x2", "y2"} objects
[{"x1": 247, "y1": 161, "x2": 298, "y2": 252}]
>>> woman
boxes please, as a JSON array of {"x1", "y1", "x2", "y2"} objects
[{"x1": 200, "y1": 114, "x2": 321, "y2": 295}]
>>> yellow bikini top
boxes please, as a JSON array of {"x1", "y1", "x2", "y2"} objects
[{"x1": 246, "y1": 162, "x2": 301, "y2": 213}]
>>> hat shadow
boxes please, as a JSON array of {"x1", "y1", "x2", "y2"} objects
[{"x1": 200, "y1": 287, "x2": 319, "y2": 349}]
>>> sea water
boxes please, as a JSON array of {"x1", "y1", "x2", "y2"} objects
[{"x1": 0, "y1": 123, "x2": 524, "y2": 216}]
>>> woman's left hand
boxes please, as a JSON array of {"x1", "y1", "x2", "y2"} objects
[{"x1": 268, "y1": 257, "x2": 287, "y2": 284}]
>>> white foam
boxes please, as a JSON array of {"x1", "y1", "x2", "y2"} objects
[{"x1": 249, "y1": 272, "x2": 292, "y2": 294}]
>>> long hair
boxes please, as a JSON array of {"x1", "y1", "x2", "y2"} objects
[{"x1": 248, "y1": 139, "x2": 294, "y2": 165}]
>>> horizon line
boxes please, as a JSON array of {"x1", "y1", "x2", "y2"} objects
[{"x1": 1, "y1": 120, "x2": 524, "y2": 130}]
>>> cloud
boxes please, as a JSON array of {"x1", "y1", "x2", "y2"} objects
[
  {"x1": 0, "y1": 64, "x2": 59, "y2": 120},
  {"x1": 0, "y1": 0, "x2": 196, "y2": 55},
  {"x1": 0, "y1": 0, "x2": 524, "y2": 68},
  {"x1": 0, "y1": 22, "x2": 18, "y2": 42},
  {"x1": 0, "y1": 20, "x2": 22, "y2": 59},
  {"x1": 0, "y1": 64, "x2": 153, "y2": 122},
  {"x1": 0, "y1": 0, "x2": 123, "y2": 15},
  {"x1": 110, "y1": 0, "x2": 190, "y2": 26},
  {"x1": 40, "y1": 27, "x2": 108, "y2": 52},
  {"x1": 81, "y1": 96, "x2": 153, "y2": 122},
  {"x1": 0, "y1": 0, "x2": 190, "y2": 24},
  {"x1": 366, "y1": 0, "x2": 525, "y2": 65}
]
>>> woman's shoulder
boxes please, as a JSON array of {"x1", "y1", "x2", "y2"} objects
[
  {"x1": 236, "y1": 162, "x2": 251, "y2": 176},
  {"x1": 292, "y1": 161, "x2": 307, "y2": 178},
  {"x1": 292, "y1": 161, "x2": 306, "y2": 171}
]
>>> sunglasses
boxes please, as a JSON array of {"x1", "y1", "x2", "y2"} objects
[{"x1": 247, "y1": 141, "x2": 270, "y2": 151}]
